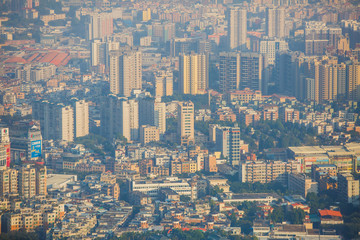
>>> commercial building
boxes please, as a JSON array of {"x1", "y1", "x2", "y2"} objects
[{"x1": 8, "y1": 121, "x2": 42, "y2": 162}]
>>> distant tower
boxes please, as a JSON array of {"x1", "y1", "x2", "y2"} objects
[
  {"x1": 72, "y1": 99, "x2": 89, "y2": 138},
  {"x1": 266, "y1": 8, "x2": 285, "y2": 38},
  {"x1": 227, "y1": 6, "x2": 247, "y2": 50}
]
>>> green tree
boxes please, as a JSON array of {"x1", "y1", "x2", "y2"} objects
[
  {"x1": 287, "y1": 208, "x2": 305, "y2": 224},
  {"x1": 270, "y1": 206, "x2": 285, "y2": 223}
]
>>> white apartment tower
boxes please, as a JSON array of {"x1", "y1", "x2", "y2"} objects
[
  {"x1": 139, "y1": 98, "x2": 166, "y2": 135},
  {"x1": 227, "y1": 7, "x2": 247, "y2": 50},
  {"x1": 177, "y1": 101, "x2": 195, "y2": 145},
  {"x1": 266, "y1": 8, "x2": 285, "y2": 39},
  {"x1": 91, "y1": 39, "x2": 106, "y2": 67},
  {"x1": 73, "y1": 99, "x2": 89, "y2": 138},
  {"x1": 57, "y1": 104, "x2": 74, "y2": 142},
  {"x1": 101, "y1": 95, "x2": 139, "y2": 141},
  {"x1": 110, "y1": 48, "x2": 142, "y2": 97}
]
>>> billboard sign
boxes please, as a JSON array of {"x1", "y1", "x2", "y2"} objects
[{"x1": 31, "y1": 140, "x2": 42, "y2": 158}]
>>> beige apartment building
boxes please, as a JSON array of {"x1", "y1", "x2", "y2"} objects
[{"x1": 140, "y1": 125, "x2": 160, "y2": 145}]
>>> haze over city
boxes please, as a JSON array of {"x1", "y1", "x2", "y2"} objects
[{"x1": 0, "y1": 0, "x2": 359, "y2": 239}]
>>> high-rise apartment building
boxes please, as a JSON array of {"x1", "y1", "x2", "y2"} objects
[
  {"x1": 265, "y1": 8, "x2": 285, "y2": 39},
  {"x1": 219, "y1": 52, "x2": 240, "y2": 92},
  {"x1": 177, "y1": 101, "x2": 195, "y2": 145},
  {"x1": 56, "y1": 104, "x2": 74, "y2": 142},
  {"x1": 227, "y1": 6, "x2": 247, "y2": 50},
  {"x1": 36, "y1": 165, "x2": 47, "y2": 196},
  {"x1": 110, "y1": 48, "x2": 142, "y2": 97},
  {"x1": 304, "y1": 22, "x2": 342, "y2": 56},
  {"x1": 100, "y1": 95, "x2": 139, "y2": 141},
  {"x1": 0, "y1": 168, "x2": 18, "y2": 197},
  {"x1": 239, "y1": 53, "x2": 264, "y2": 92},
  {"x1": 274, "y1": 50, "x2": 304, "y2": 96},
  {"x1": 32, "y1": 100, "x2": 89, "y2": 142},
  {"x1": 2, "y1": 164, "x2": 47, "y2": 199},
  {"x1": 148, "y1": 22, "x2": 176, "y2": 42},
  {"x1": 219, "y1": 52, "x2": 264, "y2": 93},
  {"x1": 347, "y1": 62, "x2": 360, "y2": 101},
  {"x1": 215, "y1": 126, "x2": 242, "y2": 166},
  {"x1": 139, "y1": 98, "x2": 166, "y2": 135},
  {"x1": 338, "y1": 173, "x2": 359, "y2": 205},
  {"x1": 18, "y1": 165, "x2": 36, "y2": 198},
  {"x1": 169, "y1": 38, "x2": 199, "y2": 57},
  {"x1": 259, "y1": 38, "x2": 288, "y2": 65},
  {"x1": 91, "y1": 39, "x2": 106, "y2": 67},
  {"x1": 155, "y1": 70, "x2": 173, "y2": 97},
  {"x1": 72, "y1": 99, "x2": 89, "y2": 138},
  {"x1": 87, "y1": 13, "x2": 113, "y2": 40},
  {"x1": 179, "y1": 53, "x2": 209, "y2": 95}
]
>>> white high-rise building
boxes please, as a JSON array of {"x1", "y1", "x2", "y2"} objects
[
  {"x1": 101, "y1": 95, "x2": 139, "y2": 141},
  {"x1": 227, "y1": 7, "x2": 247, "y2": 50},
  {"x1": 154, "y1": 100, "x2": 166, "y2": 135},
  {"x1": 73, "y1": 99, "x2": 89, "y2": 138},
  {"x1": 139, "y1": 98, "x2": 166, "y2": 135},
  {"x1": 91, "y1": 40, "x2": 106, "y2": 67},
  {"x1": 32, "y1": 101, "x2": 74, "y2": 142},
  {"x1": 266, "y1": 8, "x2": 285, "y2": 39},
  {"x1": 128, "y1": 99, "x2": 139, "y2": 141},
  {"x1": 57, "y1": 104, "x2": 74, "y2": 142},
  {"x1": 177, "y1": 101, "x2": 194, "y2": 145},
  {"x1": 110, "y1": 48, "x2": 142, "y2": 97},
  {"x1": 87, "y1": 13, "x2": 113, "y2": 40},
  {"x1": 259, "y1": 38, "x2": 288, "y2": 65}
]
